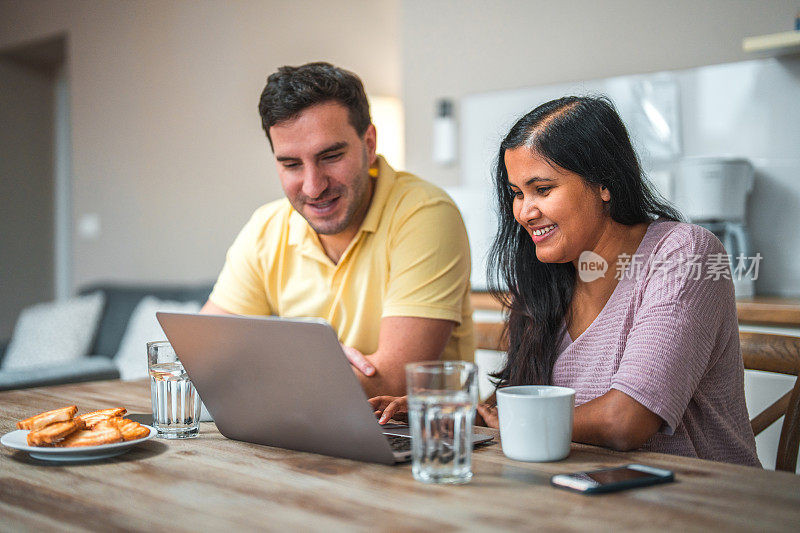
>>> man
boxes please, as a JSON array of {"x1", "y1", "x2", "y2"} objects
[{"x1": 201, "y1": 62, "x2": 473, "y2": 397}]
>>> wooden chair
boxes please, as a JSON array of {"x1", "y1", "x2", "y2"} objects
[
  {"x1": 474, "y1": 323, "x2": 800, "y2": 472},
  {"x1": 474, "y1": 321, "x2": 507, "y2": 352},
  {"x1": 740, "y1": 331, "x2": 800, "y2": 473}
]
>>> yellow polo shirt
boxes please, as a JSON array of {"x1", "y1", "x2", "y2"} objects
[{"x1": 209, "y1": 156, "x2": 474, "y2": 362}]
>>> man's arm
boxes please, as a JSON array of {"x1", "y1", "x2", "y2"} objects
[
  {"x1": 348, "y1": 316, "x2": 455, "y2": 398},
  {"x1": 353, "y1": 197, "x2": 470, "y2": 397},
  {"x1": 200, "y1": 300, "x2": 234, "y2": 315}
]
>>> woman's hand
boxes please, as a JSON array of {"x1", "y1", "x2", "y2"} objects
[
  {"x1": 476, "y1": 403, "x2": 499, "y2": 429},
  {"x1": 370, "y1": 395, "x2": 501, "y2": 429},
  {"x1": 369, "y1": 395, "x2": 408, "y2": 424}
]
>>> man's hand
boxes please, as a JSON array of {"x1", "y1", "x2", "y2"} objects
[{"x1": 340, "y1": 344, "x2": 375, "y2": 377}]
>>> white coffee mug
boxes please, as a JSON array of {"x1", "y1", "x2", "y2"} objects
[{"x1": 496, "y1": 385, "x2": 575, "y2": 462}]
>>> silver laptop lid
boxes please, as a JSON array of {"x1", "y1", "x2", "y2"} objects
[{"x1": 156, "y1": 312, "x2": 397, "y2": 465}]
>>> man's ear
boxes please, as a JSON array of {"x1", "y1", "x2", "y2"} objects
[
  {"x1": 364, "y1": 123, "x2": 377, "y2": 165},
  {"x1": 600, "y1": 185, "x2": 611, "y2": 203}
]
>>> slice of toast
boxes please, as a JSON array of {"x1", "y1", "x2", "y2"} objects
[
  {"x1": 26, "y1": 418, "x2": 85, "y2": 446},
  {"x1": 107, "y1": 417, "x2": 150, "y2": 441},
  {"x1": 59, "y1": 420, "x2": 124, "y2": 447},
  {"x1": 77, "y1": 407, "x2": 127, "y2": 427},
  {"x1": 17, "y1": 406, "x2": 78, "y2": 431}
]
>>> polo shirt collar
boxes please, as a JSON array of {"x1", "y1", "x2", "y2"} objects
[{"x1": 358, "y1": 155, "x2": 395, "y2": 234}]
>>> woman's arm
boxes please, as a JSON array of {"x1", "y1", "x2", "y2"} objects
[
  {"x1": 572, "y1": 389, "x2": 662, "y2": 451},
  {"x1": 373, "y1": 388, "x2": 662, "y2": 451},
  {"x1": 476, "y1": 388, "x2": 662, "y2": 449}
]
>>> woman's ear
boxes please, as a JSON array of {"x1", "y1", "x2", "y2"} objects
[{"x1": 600, "y1": 185, "x2": 611, "y2": 203}]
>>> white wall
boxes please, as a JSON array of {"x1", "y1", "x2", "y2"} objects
[
  {"x1": 0, "y1": 0, "x2": 400, "y2": 298},
  {"x1": 680, "y1": 57, "x2": 800, "y2": 296},
  {"x1": 401, "y1": 0, "x2": 800, "y2": 187},
  {"x1": 454, "y1": 57, "x2": 800, "y2": 296},
  {"x1": 2, "y1": 0, "x2": 796, "y2": 299}
]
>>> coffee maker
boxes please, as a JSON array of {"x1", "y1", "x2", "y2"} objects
[{"x1": 673, "y1": 156, "x2": 755, "y2": 297}]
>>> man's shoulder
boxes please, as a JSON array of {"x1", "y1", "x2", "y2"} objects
[
  {"x1": 249, "y1": 198, "x2": 293, "y2": 222},
  {"x1": 385, "y1": 170, "x2": 459, "y2": 216},
  {"x1": 375, "y1": 170, "x2": 468, "y2": 248}
]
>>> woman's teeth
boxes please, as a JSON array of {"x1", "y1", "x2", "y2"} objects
[{"x1": 532, "y1": 224, "x2": 556, "y2": 236}]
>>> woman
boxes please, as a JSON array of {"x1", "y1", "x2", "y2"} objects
[{"x1": 371, "y1": 96, "x2": 760, "y2": 466}]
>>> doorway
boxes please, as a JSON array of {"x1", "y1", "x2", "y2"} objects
[{"x1": 0, "y1": 35, "x2": 70, "y2": 340}]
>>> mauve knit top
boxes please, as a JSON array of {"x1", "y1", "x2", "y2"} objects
[{"x1": 551, "y1": 219, "x2": 761, "y2": 466}]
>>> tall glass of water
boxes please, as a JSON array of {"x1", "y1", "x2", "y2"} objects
[
  {"x1": 147, "y1": 341, "x2": 200, "y2": 439},
  {"x1": 406, "y1": 361, "x2": 478, "y2": 484}
]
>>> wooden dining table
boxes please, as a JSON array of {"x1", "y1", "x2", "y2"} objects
[{"x1": 2, "y1": 379, "x2": 799, "y2": 532}]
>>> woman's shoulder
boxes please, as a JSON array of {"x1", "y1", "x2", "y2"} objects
[
  {"x1": 645, "y1": 219, "x2": 725, "y2": 259},
  {"x1": 634, "y1": 219, "x2": 735, "y2": 305}
]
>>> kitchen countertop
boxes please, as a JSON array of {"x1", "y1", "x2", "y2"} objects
[
  {"x1": 471, "y1": 293, "x2": 800, "y2": 328},
  {"x1": 735, "y1": 297, "x2": 800, "y2": 327}
]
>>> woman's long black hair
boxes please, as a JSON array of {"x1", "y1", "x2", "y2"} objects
[{"x1": 488, "y1": 96, "x2": 681, "y2": 388}]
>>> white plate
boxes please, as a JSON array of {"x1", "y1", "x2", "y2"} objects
[{"x1": 1, "y1": 425, "x2": 156, "y2": 462}]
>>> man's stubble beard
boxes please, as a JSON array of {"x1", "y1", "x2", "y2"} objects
[{"x1": 302, "y1": 148, "x2": 373, "y2": 236}]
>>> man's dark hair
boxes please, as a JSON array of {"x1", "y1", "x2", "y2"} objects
[{"x1": 258, "y1": 62, "x2": 371, "y2": 147}]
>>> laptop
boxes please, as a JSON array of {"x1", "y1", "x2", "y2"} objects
[{"x1": 156, "y1": 312, "x2": 493, "y2": 465}]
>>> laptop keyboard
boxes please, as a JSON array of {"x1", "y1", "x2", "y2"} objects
[
  {"x1": 384, "y1": 433, "x2": 494, "y2": 454},
  {"x1": 385, "y1": 434, "x2": 412, "y2": 453}
]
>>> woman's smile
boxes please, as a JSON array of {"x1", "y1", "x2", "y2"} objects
[{"x1": 529, "y1": 223, "x2": 558, "y2": 243}]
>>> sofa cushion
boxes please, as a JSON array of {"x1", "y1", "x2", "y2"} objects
[
  {"x1": 0, "y1": 338, "x2": 10, "y2": 367},
  {"x1": 1, "y1": 292, "x2": 105, "y2": 370},
  {"x1": 0, "y1": 356, "x2": 120, "y2": 391},
  {"x1": 114, "y1": 296, "x2": 201, "y2": 380},
  {"x1": 80, "y1": 283, "x2": 212, "y2": 357}
]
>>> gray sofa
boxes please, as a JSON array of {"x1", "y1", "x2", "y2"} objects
[{"x1": 0, "y1": 283, "x2": 213, "y2": 391}]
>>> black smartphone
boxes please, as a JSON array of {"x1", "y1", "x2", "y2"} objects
[{"x1": 550, "y1": 464, "x2": 674, "y2": 494}]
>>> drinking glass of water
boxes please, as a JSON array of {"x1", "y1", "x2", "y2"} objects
[
  {"x1": 147, "y1": 341, "x2": 201, "y2": 439},
  {"x1": 406, "y1": 361, "x2": 478, "y2": 484}
]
